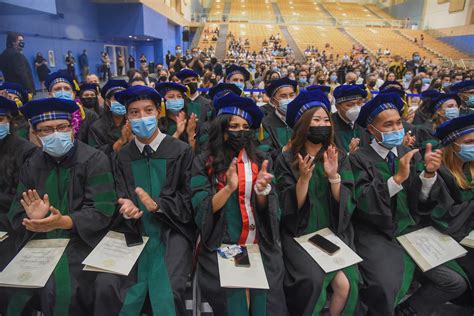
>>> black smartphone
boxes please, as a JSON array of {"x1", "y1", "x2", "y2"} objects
[
  {"x1": 309, "y1": 234, "x2": 340, "y2": 255},
  {"x1": 234, "y1": 246, "x2": 251, "y2": 267},
  {"x1": 125, "y1": 232, "x2": 143, "y2": 247}
]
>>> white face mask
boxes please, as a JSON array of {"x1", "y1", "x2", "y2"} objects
[{"x1": 345, "y1": 105, "x2": 361, "y2": 122}]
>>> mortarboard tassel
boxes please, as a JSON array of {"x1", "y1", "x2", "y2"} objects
[
  {"x1": 258, "y1": 124, "x2": 264, "y2": 141},
  {"x1": 160, "y1": 100, "x2": 166, "y2": 117}
]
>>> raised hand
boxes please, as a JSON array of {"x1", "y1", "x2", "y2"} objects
[
  {"x1": 186, "y1": 113, "x2": 197, "y2": 137},
  {"x1": 118, "y1": 197, "x2": 143, "y2": 219},
  {"x1": 135, "y1": 187, "x2": 158, "y2": 213},
  {"x1": 298, "y1": 153, "x2": 315, "y2": 183},
  {"x1": 323, "y1": 145, "x2": 339, "y2": 179},
  {"x1": 393, "y1": 149, "x2": 419, "y2": 185},
  {"x1": 424, "y1": 143, "x2": 443, "y2": 174},
  {"x1": 22, "y1": 206, "x2": 65, "y2": 232},
  {"x1": 402, "y1": 131, "x2": 416, "y2": 147},
  {"x1": 20, "y1": 190, "x2": 50, "y2": 220},
  {"x1": 225, "y1": 158, "x2": 239, "y2": 192},
  {"x1": 175, "y1": 111, "x2": 187, "y2": 137},
  {"x1": 349, "y1": 137, "x2": 360, "y2": 154},
  {"x1": 255, "y1": 160, "x2": 274, "y2": 192}
]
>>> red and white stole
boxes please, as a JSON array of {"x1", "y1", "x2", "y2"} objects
[{"x1": 236, "y1": 149, "x2": 259, "y2": 245}]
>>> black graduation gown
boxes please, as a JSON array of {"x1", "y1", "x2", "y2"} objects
[
  {"x1": 185, "y1": 95, "x2": 212, "y2": 124},
  {"x1": 259, "y1": 111, "x2": 292, "y2": 163},
  {"x1": 275, "y1": 151, "x2": 361, "y2": 316},
  {"x1": 331, "y1": 112, "x2": 371, "y2": 154},
  {"x1": 76, "y1": 107, "x2": 98, "y2": 145},
  {"x1": 102, "y1": 136, "x2": 195, "y2": 316},
  {"x1": 190, "y1": 152, "x2": 288, "y2": 316},
  {"x1": 88, "y1": 110, "x2": 125, "y2": 156},
  {"x1": 11, "y1": 115, "x2": 30, "y2": 140},
  {"x1": 259, "y1": 103, "x2": 274, "y2": 117},
  {"x1": 6, "y1": 141, "x2": 117, "y2": 316}
]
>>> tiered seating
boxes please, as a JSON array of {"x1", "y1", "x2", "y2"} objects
[
  {"x1": 229, "y1": 0, "x2": 275, "y2": 22},
  {"x1": 277, "y1": 0, "x2": 332, "y2": 24},
  {"x1": 346, "y1": 28, "x2": 439, "y2": 61},
  {"x1": 227, "y1": 23, "x2": 286, "y2": 54},
  {"x1": 208, "y1": 0, "x2": 224, "y2": 21},
  {"x1": 365, "y1": 4, "x2": 397, "y2": 21},
  {"x1": 288, "y1": 25, "x2": 354, "y2": 57},
  {"x1": 197, "y1": 23, "x2": 220, "y2": 50},
  {"x1": 400, "y1": 29, "x2": 472, "y2": 59},
  {"x1": 323, "y1": 2, "x2": 381, "y2": 21}
]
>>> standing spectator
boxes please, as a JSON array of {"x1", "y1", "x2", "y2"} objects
[
  {"x1": 187, "y1": 48, "x2": 204, "y2": 76},
  {"x1": 420, "y1": 34, "x2": 424, "y2": 47},
  {"x1": 406, "y1": 52, "x2": 427, "y2": 75},
  {"x1": 65, "y1": 50, "x2": 76, "y2": 78},
  {"x1": 0, "y1": 32, "x2": 35, "y2": 94},
  {"x1": 139, "y1": 53, "x2": 147, "y2": 69},
  {"x1": 79, "y1": 49, "x2": 89, "y2": 81},
  {"x1": 128, "y1": 54, "x2": 135, "y2": 69},
  {"x1": 101, "y1": 52, "x2": 111, "y2": 81},
  {"x1": 34, "y1": 52, "x2": 50, "y2": 92},
  {"x1": 165, "y1": 50, "x2": 172, "y2": 68},
  {"x1": 117, "y1": 52, "x2": 125, "y2": 76}
]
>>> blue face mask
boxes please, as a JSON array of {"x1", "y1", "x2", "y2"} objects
[
  {"x1": 233, "y1": 82, "x2": 245, "y2": 91},
  {"x1": 130, "y1": 116, "x2": 157, "y2": 139},
  {"x1": 404, "y1": 74, "x2": 412, "y2": 81},
  {"x1": 330, "y1": 75, "x2": 338, "y2": 82},
  {"x1": 53, "y1": 90, "x2": 74, "y2": 100},
  {"x1": 299, "y1": 77, "x2": 307, "y2": 84},
  {"x1": 442, "y1": 82, "x2": 451, "y2": 88},
  {"x1": 278, "y1": 98, "x2": 294, "y2": 115},
  {"x1": 444, "y1": 107, "x2": 459, "y2": 120},
  {"x1": 413, "y1": 56, "x2": 420, "y2": 62},
  {"x1": 456, "y1": 143, "x2": 474, "y2": 162},
  {"x1": 166, "y1": 98, "x2": 185, "y2": 113},
  {"x1": 39, "y1": 132, "x2": 74, "y2": 157},
  {"x1": 0, "y1": 123, "x2": 10, "y2": 140},
  {"x1": 373, "y1": 126, "x2": 405, "y2": 149},
  {"x1": 466, "y1": 95, "x2": 474, "y2": 108},
  {"x1": 422, "y1": 78, "x2": 431, "y2": 85},
  {"x1": 110, "y1": 101, "x2": 126, "y2": 116}
]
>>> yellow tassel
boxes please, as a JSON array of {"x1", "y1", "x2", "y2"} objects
[
  {"x1": 76, "y1": 102, "x2": 86, "y2": 120},
  {"x1": 14, "y1": 99, "x2": 23, "y2": 108},
  {"x1": 186, "y1": 85, "x2": 191, "y2": 98},
  {"x1": 366, "y1": 87, "x2": 372, "y2": 100},
  {"x1": 160, "y1": 100, "x2": 166, "y2": 117},
  {"x1": 296, "y1": 86, "x2": 300, "y2": 95},
  {"x1": 258, "y1": 124, "x2": 264, "y2": 141},
  {"x1": 27, "y1": 93, "x2": 33, "y2": 101},
  {"x1": 73, "y1": 80, "x2": 80, "y2": 92}
]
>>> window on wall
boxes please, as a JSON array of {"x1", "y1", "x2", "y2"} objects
[{"x1": 449, "y1": 0, "x2": 466, "y2": 13}]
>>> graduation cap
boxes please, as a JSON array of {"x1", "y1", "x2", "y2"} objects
[
  {"x1": 306, "y1": 84, "x2": 331, "y2": 94},
  {"x1": 0, "y1": 82, "x2": 29, "y2": 105},
  {"x1": 45, "y1": 71, "x2": 80, "y2": 92},
  {"x1": 214, "y1": 93, "x2": 263, "y2": 129},
  {"x1": 285, "y1": 89, "x2": 331, "y2": 129},
  {"x1": 333, "y1": 84, "x2": 367, "y2": 104},
  {"x1": 79, "y1": 83, "x2": 100, "y2": 96},
  {"x1": 115, "y1": 85, "x2": 162, "y2": 109},
  {"x1": 0, "y1": 95, "x2": 19, "y2": 116},
  {"x1": 155, "y1": 82, "x2": 188, "y2": 97},
  {"x1": 20, "y1": 98, "x2": 79, "y2": 128},
  {"x1": 225, "y1": 64, "x2": 250, "y2": 82},
  {"x1": 379, "y1": 80, "x2": 404, "y2": 92},
  {"x1": 175, "y1": 69, "x2": 199, "y2": 81},
  {"x1": 265, "y1": 77, "x2": 298, "y2": 98},
  {"x1": 356, "y1": 92, "x2": 404, "y2": 129},
  {"x1": 423, "y1": 91, "x2": 461, "y2": 114},
  {"x1": 434, "y1": 113, "x2": 474, "y2": 146},
  {"x1": 101, "y1": 80, "x2": 128, "y2": 99},
  {"x1": 208, "y1": 83, "x2": 243, "y2": 100},
  {"x1": 449, "y1": 80, "x2": 474, "y2": 93}
]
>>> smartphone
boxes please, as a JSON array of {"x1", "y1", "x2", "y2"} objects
[
  {"x1": 125, "y1": 232, "x2": 143, "y2": 247},
  {"x1": 309, "y1": 234, "x2": 340, "y2": 255},
  {"x1": 234, "y1": 246, "x2": 251, "y2": 267}
]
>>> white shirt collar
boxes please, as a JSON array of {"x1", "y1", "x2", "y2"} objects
[
  {"x1": 337, "y1": 111, "x2": 354, "y2": 128},
  {"x1": 188, "y1": 93, "x2": 199, "y2": 101},
  {"x1": 134, "y1": 130, "x2": 166, "y2": 153},
  {"x1": 370, "y1": 138, "x2": 398, "y2": 159}
]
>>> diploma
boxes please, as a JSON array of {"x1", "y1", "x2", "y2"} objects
[
  {"x1": 460, "y1": 230, "x2": 474, "y2": 249},
  {"x1": 82, "y1": 231, "x2": 148, "y2": 276},
  {"x1": 0, "y1": 231, "x2": 8, "y2": 242},
  {"x1": 294, "y1": 227, "x2": 363, "y2": 273},
  {"x1": 217, "y1": 244, "x2": 269, "y2": 289},
  {"x1": 397, "y1": 226, "x2": 467, "y2": 272},
  {"x1": 0, "y1": 239, "x2": 69, "y2": 288}
]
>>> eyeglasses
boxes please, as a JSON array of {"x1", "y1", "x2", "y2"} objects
[{"x1": 36, "y1": 123, "x2": 72, "y2": 135}]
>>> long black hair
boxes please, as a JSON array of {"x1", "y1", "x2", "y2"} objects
[{"x1": 207, "y1": 114, "x2": 261, "y2": 176}]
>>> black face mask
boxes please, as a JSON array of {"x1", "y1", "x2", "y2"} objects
[
  {"x1": 433, "y1": 83, "x2": 442, "y2": 89},
  {"x1": 226, "y1": 130, "x2": 252, "y2": 153},
  {"x1": 414, "y1": 83, "x2": 422, "y2": 91},
  {"x1": 307, "y1": 126, "x2": 331, "y2": 145},
  {"x1": 81, "y1": 97, "x2": 98, "y2": 109},
  {"x1": 318, "y1": 80, "x2": 325, "y2": 85},
  {"x1": 368, "y1": 81, "x2": 376, "y2": 88},
  {"x1": 18, "y1": 41, "x2": 25, "y2": 49},
  {"x1": 210, "y1": 79, "x2": 217, "y2": 85},
  {"x1": 187, "y1": 82, "x2": 198, "y2": 95},
  {"x1": 159, "y1": 76, "x2": 168, "y2": 82}
]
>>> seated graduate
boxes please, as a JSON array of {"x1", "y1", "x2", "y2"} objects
[
  {"x1": 259, "y1": 77, "x2": 298, "y2": 162},
  {"x1": 78, "y1": 82, "x2": 102, "y2": 116},
  {"x1": 190, "y1": 93, "x2": 287, "y2": 315},
  {"x1": 349, "y1": 92, "x2": 467, "y2": 316},
  {"x1": 0, "y1": 96, "x2": 36, "y2": 313},
  {"x1": 44, "y1": 71, "x2": 97, "y2": 145},
  {"x1": 274, "y1": 89, "x2": 361, "y2": 315},
  {"x1": 88, "y1": 79, "x2": 131, "y2": 155},
  {"x1": 331, "y1": 84, "x2": 370, "y2": 154},
  {"x1": 106, "y1": 85, "x2": 195, "y2": 315},
  {"x1": 424, "y1": 114, "x2": 474, "y2": 304},
  {"x1": 0, "y1": 82, "x2": 30, "y2": 140},
  {"x1": 7, "y1": 98, "x2": 117, "y2": 315},
  {"x1": 448, "y1": 80, "x2": 474, "y2": 116},
  {"x1": 174, "y1": 69, "x2": 212, "y2": 122}
]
